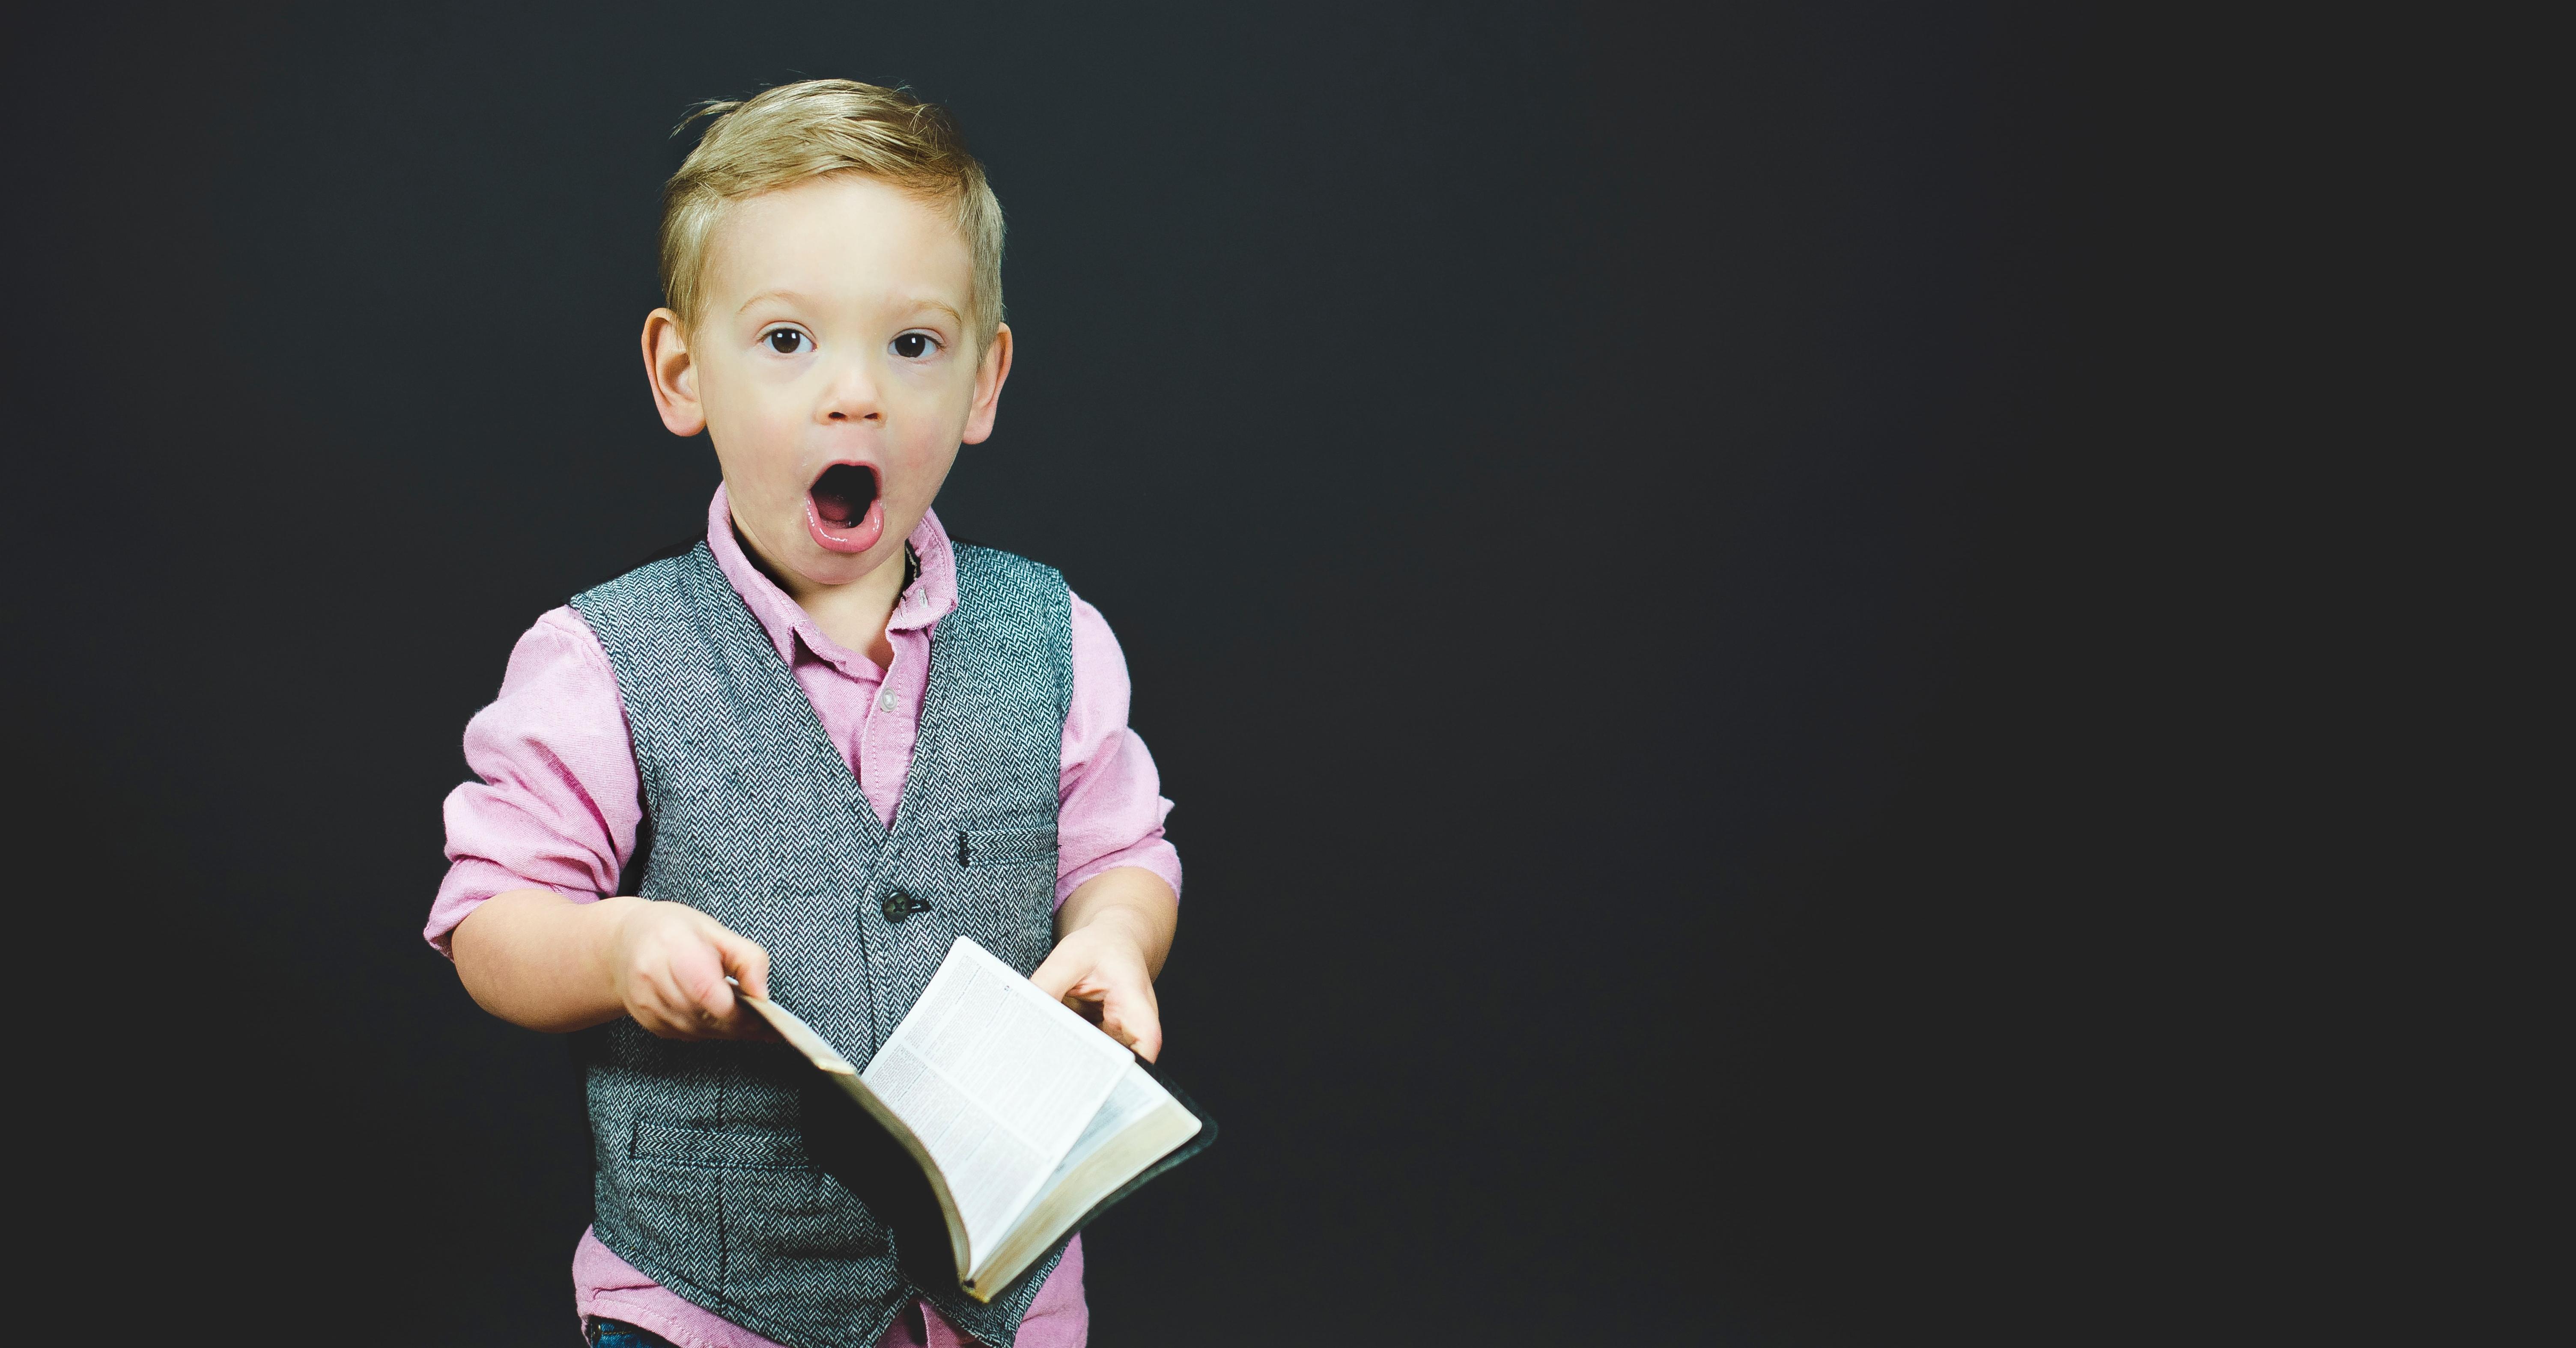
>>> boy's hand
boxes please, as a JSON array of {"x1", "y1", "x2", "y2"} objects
[
  {"x1": 604, "y1": 897, "x2": 776, "y2": 1041},
  {"x1": 1033, "y1": 921, "x2": 1163, "y2": 1061},
  {"x1": 1032, "y1": 868, "x2": 1179, "y2": 1062}
]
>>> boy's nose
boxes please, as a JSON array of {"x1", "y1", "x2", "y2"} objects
[{"x1": 817, "y1": 360, "x2": 883, "y2": 422}]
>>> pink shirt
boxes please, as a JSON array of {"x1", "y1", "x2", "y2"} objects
[{"x1": 430, "y1": 486, "x2": 1179, "y2": 1348}]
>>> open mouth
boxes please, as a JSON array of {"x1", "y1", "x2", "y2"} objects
[{"x1": 804, "y1": 462, "x2": 886, "y2": 555}]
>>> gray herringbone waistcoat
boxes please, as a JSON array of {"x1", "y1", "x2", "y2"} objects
[{"x1": 568, "y1": 540, "x2": 1071, "y2": 1348}]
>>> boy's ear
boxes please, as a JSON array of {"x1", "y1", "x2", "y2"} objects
[
  {"x1": 960, "y1": 324, "x2": 1014, "y2": 446},
  {"x1": 642, "y1": 308, "x2": 706, "y2": 437}
]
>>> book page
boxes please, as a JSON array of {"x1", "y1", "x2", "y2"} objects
[
  {"x1": 860, "y1": 938, "x2": 1133, "y2": 1263},
  {"x1": 1046, "y1": 1063, "x2": 1173, "y2": 1184},
  {"x1": 970, "y1": 1060, "x2": 1201, "y2": 1293}
]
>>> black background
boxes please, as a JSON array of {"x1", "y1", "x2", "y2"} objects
[{"x1": 3, "y1": 3, "x2": 2489, "y2": 1345}]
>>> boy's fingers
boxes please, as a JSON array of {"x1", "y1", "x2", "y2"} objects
[
  {"x1": 704, "y1": 934, "x2": 779, "y2": 1039},
  {"x1": 648, "y1": 934, "x2": 736, "y2": 1036},
  {"x1": 1100, "y1": 1008, "x2": 1162, "y2": 1061},
  {"x1": 1097, "y1": 978, "x2": 1163, "y2": 1062},
  {"x1": 701, "y1": 936, "x2": 783, "y2": 1040},
  {"x1": 632, "y1": 954, "x2": 728, "y2": 1042},
  {"x1": 632, "y1": 965, "x2": 694, "y2": 1037},
  {"x1": 636, "y1": 974, "x2": 706, "y2": 1041},
  {"x1": 1118, "y1": 1012, "x2": 1163, "y2": 1062},
  {"x1": 713, "y1": 928, "x2": 771, "y2": 1002}
]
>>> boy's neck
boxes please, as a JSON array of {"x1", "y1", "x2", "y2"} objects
[{"x1": 730, "y1": 516, "x2": 909, "y2": 669}]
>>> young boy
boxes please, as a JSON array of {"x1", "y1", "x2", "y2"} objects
[{"x1": 426, "y1": 80, "x2": 1181, "y2": 1348}]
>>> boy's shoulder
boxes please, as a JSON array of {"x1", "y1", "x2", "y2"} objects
[
  {"x1": 942, "y1": 534, "x2": 1065, "y2": 591},
  {"x1": 565, "y1": 538, "x2": 715, "y2": 638}
]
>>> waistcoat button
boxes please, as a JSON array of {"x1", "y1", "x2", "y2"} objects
[{"x1": 880, "y1": 889, "x2": 931, "y2": 923}]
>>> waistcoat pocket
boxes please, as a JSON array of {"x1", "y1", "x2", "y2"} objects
[
  {"x1": 957, "y1": 824, "x2": 1058, "y2": 869},
  {"x1": 633, "y1": 1121, "x2": 812, "y2": 1171}
]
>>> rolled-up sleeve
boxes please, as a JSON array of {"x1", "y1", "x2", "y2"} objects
[
  {"x1": 424, "y1": 607, "x2": 642, "y2": 955},
  {"x1": 1055, "y1": 592, "x2": 1183, "y2": 907}
]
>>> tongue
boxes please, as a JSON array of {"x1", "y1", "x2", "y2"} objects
[{"x1": 813, "y1": 488, "x2": 857, "y2": 525}]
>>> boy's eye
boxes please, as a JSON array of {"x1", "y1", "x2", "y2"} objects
[
  {"x1": 892, "y1": 332, "x2": 938, "y2": 359},
  {"x1": 764, "y1": 329, "x2": 808, "y2": 355}
]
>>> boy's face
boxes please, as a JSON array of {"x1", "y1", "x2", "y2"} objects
[{"x1": 643, "y1": 173, "x2": 1010, "y2": 590}]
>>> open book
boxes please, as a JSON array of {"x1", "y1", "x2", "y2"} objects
[{"x1": 740, "y1": 936, "x2": 1209, "y2": 1302}]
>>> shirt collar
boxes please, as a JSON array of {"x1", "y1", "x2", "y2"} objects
[{"x1": 703, "y1": 483, "x2": 958, "y2": 673}]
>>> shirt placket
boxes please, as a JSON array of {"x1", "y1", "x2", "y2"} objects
[{"x1": 861, "y1": 584, "x2": 928, "y2": 821}]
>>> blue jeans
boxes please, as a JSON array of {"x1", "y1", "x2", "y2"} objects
[{"x1": 584, "y1": 1318, "x2": 681, "y2": 1348}]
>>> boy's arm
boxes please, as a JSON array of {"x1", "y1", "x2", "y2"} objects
[
  {"x1": 1033, "y1": 866, "x2": 1178, "y2": 1062},
  {"x1": 1041, "y1": 592, "x2": 1184, "y2": 1062},
  {"x1": 435, "y1": 611, "x2": 771, "y2": 1042},
  {"x1": 453, "y1": 888, "x2": 774, "y2": 1040}
]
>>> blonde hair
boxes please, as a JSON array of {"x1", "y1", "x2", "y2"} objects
[{"x1": 659, "y1": 79, "x2": 1005, "y2": 346}]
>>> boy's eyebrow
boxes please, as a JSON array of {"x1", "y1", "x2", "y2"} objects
[
  {"x1": 736, "y1": 288, "x2": 815, "y2": 315},
  {"x1": 734, "y1": 289, "x2": 965, "y2": 327},
  {"x1": 908, "y1": 298, "x2": 965, "y2": 326}
]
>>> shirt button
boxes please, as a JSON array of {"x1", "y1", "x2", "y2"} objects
[{"x1": 877, "y1": 688, "x2": 898, "y2": 712}]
